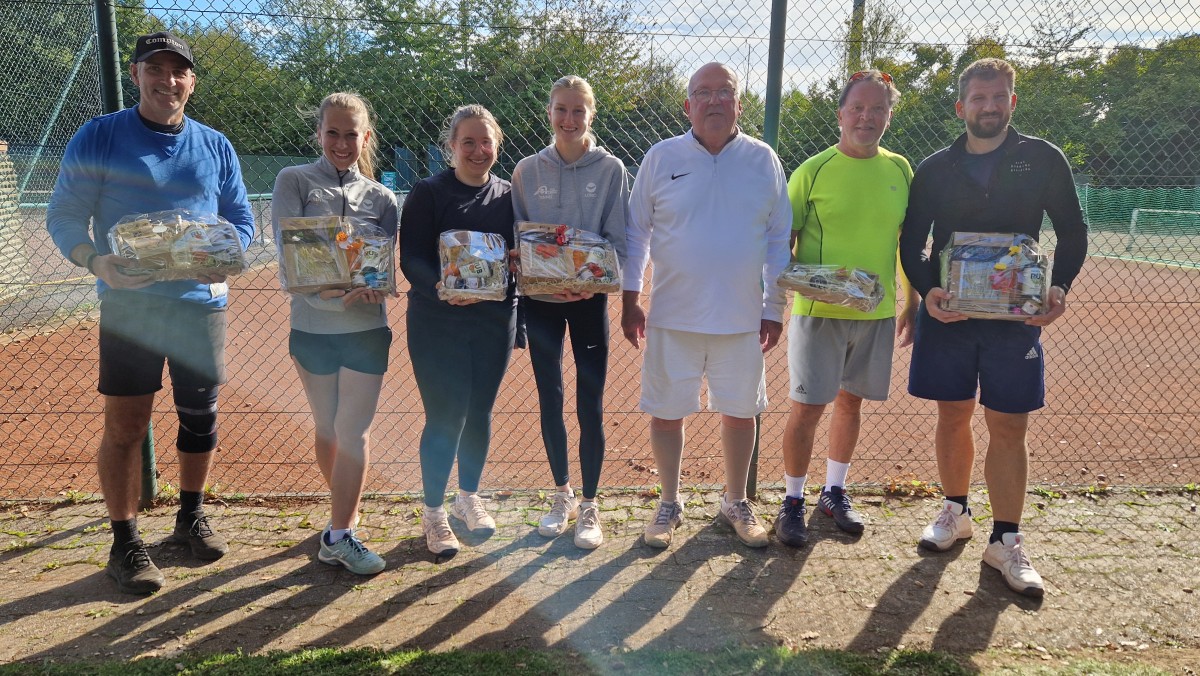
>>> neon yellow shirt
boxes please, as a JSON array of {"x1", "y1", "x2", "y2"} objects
[{"x1": 788, "y1": 145, "x2": 912, "y2": 319}]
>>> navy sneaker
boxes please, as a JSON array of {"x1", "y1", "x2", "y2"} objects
[
  {"x1": 818, "y1": 486, "x2": 865, "y2": 535},
  {"x1": 774, "y1": 495, "x2": 808, "y2": 547}
]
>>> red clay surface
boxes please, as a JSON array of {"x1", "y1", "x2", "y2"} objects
[{"x1": 3, "y1": 247, "x2": 1198, "y2": 499}]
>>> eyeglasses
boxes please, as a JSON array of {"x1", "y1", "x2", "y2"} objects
[
  {"x1": 849, "y1": 70, "x2": 893, "y2": 84},
  {"x1": 689, "y1": 87, "x2": 737, "y2": 102}
]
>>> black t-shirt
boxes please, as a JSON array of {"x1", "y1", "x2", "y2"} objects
[
  {"x1": 960, "y1": 144, "x2": 1005, "y2": 188},
  {"x1": 399, "y1": 169, "x2": 515, "y2": 314}
]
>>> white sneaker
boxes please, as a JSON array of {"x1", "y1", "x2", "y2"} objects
[
  {"x1": 423, "y1": 509, "x2": 460, "y2": 559},
  {"x1": 574, "y1": 502, "x2": 603, "y2": 549},
  {"x1": 919, "y1": 500, "x2": 974, "y2": 552},
  {"x1": 451, "y1": 494, "x2": 496, "y2": 533},
  {"x1": 983, "y1": 532, "x2": 1045, "y2": 598},
  {"x1": 538, "y1": 491, "x2": 578, "y2": 537},
  {"x1": 644, "y1": 501, "x2": 684, "y2": 549},
  {"x1": 718, "y1": 494, "x2": 769, "y2": 548}
]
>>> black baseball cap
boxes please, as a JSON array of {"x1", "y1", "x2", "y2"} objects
[{"x1": 132, "y1": 31, "x2": 194, "y2": 68}]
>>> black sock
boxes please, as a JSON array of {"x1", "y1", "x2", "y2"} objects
[
  {"x1": 990, "y1": 521, "x2": 1020, "y2": 544},
  {"x1": 179, "y1": 490, "x2": 203, "y2": 516},
  {"x1": 946, "y1": 495, "x2": 969, "y2": 514},
  {"x1": 111, "y1": 518, "x2": 139, "y2": 549}
]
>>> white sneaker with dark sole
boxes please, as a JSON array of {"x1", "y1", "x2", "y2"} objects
[{"x1": 919, "y1": 500, "x2": 974, "y2": 551}]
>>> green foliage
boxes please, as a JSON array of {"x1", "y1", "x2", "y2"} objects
[{"x1": 14, "y1": 0, "x2": 1196, "y2": 190}]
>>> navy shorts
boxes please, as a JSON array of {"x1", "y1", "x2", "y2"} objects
[
  {"x1": 289, "y1": 327, "x2": 393, "y2": 376},
  {"x1": 98, "y1": 290, "x2": 227, "y2": 396},
  {"x1": 907, "y1": 301, "x2": 1045, "y2": 414}
]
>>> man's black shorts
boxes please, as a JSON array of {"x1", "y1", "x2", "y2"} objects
[
  {"x1": 289, "y1": 327, "x2": 393, "y2": 376},
  {"x1": 98, "y1": 290, "x2": 227, "y2": 396}
]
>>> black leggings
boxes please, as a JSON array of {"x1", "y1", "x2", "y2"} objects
[
  {"x1": 523, "y1": 295, "x2": 608, "y2": 498},
  {"x1": 408, "y1": 300, "x2": 516, "y2": 508}
]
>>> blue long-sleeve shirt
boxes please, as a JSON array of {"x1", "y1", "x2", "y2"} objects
[{"x1": 46, "y1": 107, "x2": 255, "y2": 307}]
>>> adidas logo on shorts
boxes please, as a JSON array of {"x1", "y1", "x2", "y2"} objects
[
  {"x1": 1024, "y1": 348, "x2": 1039, "y2": 360},
  {"x1": 794, "y1": 384, "x2": 807, "y2": 394}
]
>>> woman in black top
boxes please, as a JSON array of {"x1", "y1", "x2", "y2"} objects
[{"x1": 399, "y1": 104, "x2": 515, "y2": 561}]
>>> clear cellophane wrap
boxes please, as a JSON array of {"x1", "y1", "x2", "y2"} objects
[
  {"x1": 939, "y1": 232, "x2": 1052, "y2": 320},
  {"x1": 516, "y1": 221, "x2": 621, "y2": 296},
  {"x1": 437, "y1": 230, "x2": 509, "y2": 302},
  {"x1": 777, "y1": 263, "x2": 884, "y2": 313},
  {"x1": 277, "y1": 216, "x2": 396, "y2": 295},
  {"x1": 343, "y1": 219, "x2": 397, "y2": 295},
  {"x1": 107, "y1": 209, "x2": 247, "y2": 282}
]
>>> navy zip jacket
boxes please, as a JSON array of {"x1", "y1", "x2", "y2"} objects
[{"x1": 899, "y1": 127, "x2": 1088, "y2": 298}]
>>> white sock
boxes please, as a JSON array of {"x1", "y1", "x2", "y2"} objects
[
  {"x1": 327, "y1": 527, "x2": 352, "y2": 544},
  {"x1": 459, "y1": 489, "x2": 477, "y2": 499},
  {"x1": 557, "y1": 488, "x2": 575, "y2": 498},
  {"x1": 580, "y1": 500, "x2": 596, "y2": 509},
  {"x1": 426, "y1": 505, "x2": 446, "y2": 517},
  {"x1": 785, "y1": 473, "x2": 808, "y2": 499},
  {"x1": 826, "y1": 460, "x2": 850, "y2": 489}
]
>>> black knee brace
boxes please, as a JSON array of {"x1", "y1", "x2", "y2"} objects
[{"x1": 175, "y1": 385, "x2": 220, "y2": 453}]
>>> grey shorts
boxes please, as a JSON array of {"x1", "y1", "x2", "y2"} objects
[{"x1": 787, "y1": 315, "x2": 896, "y2": 404}]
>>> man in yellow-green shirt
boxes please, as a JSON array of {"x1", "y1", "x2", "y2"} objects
[{"x1": 776, "y1": 69, "x2": 917, "y2": 546}]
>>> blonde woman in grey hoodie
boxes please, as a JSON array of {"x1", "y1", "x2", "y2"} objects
[{"x1": 511, "y1": 76, "x2": 632, "y2": 549}]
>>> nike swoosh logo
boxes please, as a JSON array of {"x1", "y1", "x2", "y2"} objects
[
  {"x1": 586, "y1": 344, "x2": 599, "y2": 349},
  {"x1": 671, "y1": 172, "x2": 691, "y2": 180}
]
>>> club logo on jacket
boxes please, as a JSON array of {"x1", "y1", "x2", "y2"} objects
[
  {"x1": 534, "y1": 185, "x2": 558, "y2": 200},
  {"x1": 585, "y1": 182, "x2": 598, "y2": 196},
  {"x1": 361, "y1": 198, "x2": 374, "y2": 211},
  {"x1": 307, "y1": 187, "x2": 338, "y2": 205}
]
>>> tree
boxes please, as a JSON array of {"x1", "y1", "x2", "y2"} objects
[
  {"x1": 182, "y1": 23, "x2": 310, "y2": 157},
  {"x1": 840, "y1": 0, "x2": 910, "y2": 76},
  {"x1": 1089, "y1": 34, "x2": 1200, "y2": 186}
]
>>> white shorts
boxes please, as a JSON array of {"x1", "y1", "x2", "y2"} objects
[
  {"x1": 640, "y1": 327, "x2": 767, "y2": 419},
  {"x1": 787, "y1": 315, "x2": 896, "y2": 405}
]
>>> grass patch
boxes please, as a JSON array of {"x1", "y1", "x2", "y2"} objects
[{"x1": 0, "y1": 646, "x2": 1178, "y2": 676}]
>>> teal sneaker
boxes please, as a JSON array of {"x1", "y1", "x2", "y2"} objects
[{"x1": 318, "y1": 531, "x2": 385, "y2": 575}]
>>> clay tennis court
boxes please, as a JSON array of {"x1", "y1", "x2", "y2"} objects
[{"x1": 2, "y1": 226, "x2": 1198, "y2": 499}]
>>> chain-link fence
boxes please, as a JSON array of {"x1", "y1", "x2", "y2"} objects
[{"x1": 2, "y1": 0, "x2": 1198, "y2": 501}]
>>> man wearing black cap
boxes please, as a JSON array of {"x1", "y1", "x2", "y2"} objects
[{"x1": 46, "y1": 31, "x2": 255, "y2": 595}]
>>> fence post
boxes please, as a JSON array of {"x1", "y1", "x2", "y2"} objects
[
  {"x1": 847, "y1": 0, "x2": 867, "y2": 74},
  {"x1": 140, "y1": 423, "x2": 156, "y2": 509},
  {"x1": 751, "y1": 0, "x2": 787, "y2": 502},
  {"x1": 762, "y1": 0, "x2": 787, "y2": 149},
  {"x1": 93, "y1": 0, "x2": 123, "y2": 114}
]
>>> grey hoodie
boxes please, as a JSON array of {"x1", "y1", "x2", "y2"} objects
[
  {"x1": 511, "y1": 144, "x2": 631, "y2": 300},
  {"x1": 271, "y1": 156, "x2": 399, "y2": 334}
]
